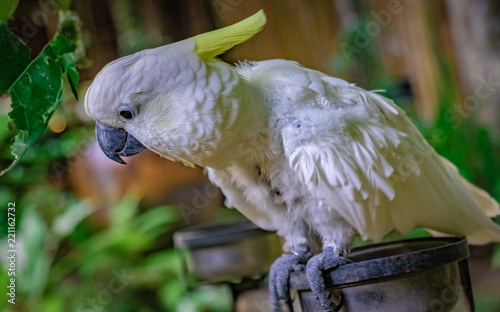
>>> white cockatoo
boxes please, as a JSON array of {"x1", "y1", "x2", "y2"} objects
[{"x1": 85, "y1": 10, "x2": 500, "y2": 311}]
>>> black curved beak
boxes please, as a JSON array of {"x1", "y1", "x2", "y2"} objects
[{"x1": 95, "y1": 121, "x2": 146, "y2": 164}]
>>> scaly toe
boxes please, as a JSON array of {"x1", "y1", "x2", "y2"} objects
[
  {"x1": 306, "y1": 252, "x2": 350, "y2": 312},
  {"x1": 269, "y1": 251, "x2": 311, "y2": 312}
]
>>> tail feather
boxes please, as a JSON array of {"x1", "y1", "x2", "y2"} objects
[
  {"x1": 459, "y1": 175, "x2": 500, "y2": 217},
  {"x1": 464, "y1": 222, "x2": 500, "y2": 244},
  {"x1": 439, "y1": 156, "x2": 500, "y2": 217},
  {"x1": 438, "y1": 156, "x2": 500, "y2": 244}
]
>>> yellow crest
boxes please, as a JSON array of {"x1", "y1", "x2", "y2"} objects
[{"x1": 193, "y1": 10, "x2": 266, "y2": 61}]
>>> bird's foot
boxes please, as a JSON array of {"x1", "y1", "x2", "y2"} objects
[
  {"x1": 269, "y1": 249, "x2": 312, "y2": 312},
  {"x1": 306, "y1": 247, "x2": 351, "y2": 312}
]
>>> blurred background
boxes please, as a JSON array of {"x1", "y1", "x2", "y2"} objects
[{"x1": 1, "y1": 0, "x2": 500, "y2": 311}]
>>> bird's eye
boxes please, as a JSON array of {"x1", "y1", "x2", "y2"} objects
[
  {"x1": 119, "y1": 110, "x2": 133, "y2": 120},
  {"x1": 118, "y1": 105, "x2": 137, "y2": 121}
]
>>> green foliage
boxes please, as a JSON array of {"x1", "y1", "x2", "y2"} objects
[
  {"x1": 7, "y1": 45, "x2": 65, "y2": 171},
  {"x1": 0, "y1": 192, "x2": 233, "y2": 312},
  {"x1": 0, "y1": 5, "x2": 232, "y2": 310},
  {"x1": 0, "y1": 22, "x2": 30, "y2": 93},
  {"x1": 332, "y1": 15, "x2": 412, "y2": 111},
  {"x1": 0, "y1": 0, "x2": 19, "y2": 22},
  {"x1": 1, "y1": 11, "x2": 83, "y2": 175},
  {"x1": 110, "y1": 0, "x2": 170, "y2": 56}
]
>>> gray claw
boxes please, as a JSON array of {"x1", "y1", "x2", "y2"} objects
[
  {"x1": 269, "y1": 250, "x2": 312, "y2": 312},
  {"x1": 306, "y1": 247, "x2": 350, "y2": 312}
]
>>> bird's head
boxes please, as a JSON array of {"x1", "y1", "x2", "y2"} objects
[{"x1": 84, "y1": 10, "x2": 266, "y2": 166}]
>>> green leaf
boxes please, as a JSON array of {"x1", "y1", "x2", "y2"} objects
[
  {"x1": 61, "y1": 53, "x2": 79, "y2": 98},
  {"x1": 18, "y1": 206, "x2": 51, "y2": 298},
  {"x1": 2, "y1": 11, "x2": 83, "y2": 175},
  {"x1": 52, "y1": 200, "x2": 95, "y2": 238},
  {"x1": 52, "y1": 11, "x2": 83, "y2": 99},
  {"x1": 0, "y1": 0, "x2": 19, "y2": 22},
  {"x1": 111, "y1": 193, "x2": 141, "y2": 227},
  {"x1": 0, "y1": 114, "x2": 10, "y2": 143},
  {"x1": 0, "y1": 22, "x2": 31, "y2": 94},
  {"x1": 51, "y1": 32, "x2": 76, "y2": 56},
  {"x1": 135, "y1": 205, "x2": 179, "y2": 235},
  {"x1": 50, "y1": 11, "x2": 80, "y2": 57},
  {"x1": 2, "y1": 45, "x2": 63, "y2": 175}
]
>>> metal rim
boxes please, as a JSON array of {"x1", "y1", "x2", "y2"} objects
[
  {"x1": 173, "y1": 220, "x2": 273, "y2": 248},
  {"x1": 290, "y1": 237, "x2": 469, "y2": 290}
]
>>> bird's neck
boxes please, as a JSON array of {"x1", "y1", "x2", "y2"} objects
[{"x1": 198, "y1": 61, "x2": 270, "y2": 169}]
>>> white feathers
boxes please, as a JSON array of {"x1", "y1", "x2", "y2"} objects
[
  {"x1": 87, "y1": 43, "x2": 500, "y2": 252},
  {"x1": 236, "y1": 59, "x2": 500, "y2": 247}
]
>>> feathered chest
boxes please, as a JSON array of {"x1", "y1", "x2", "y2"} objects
[{"x1": 251, "y1": 132, "x2": 312, "y2": 211}]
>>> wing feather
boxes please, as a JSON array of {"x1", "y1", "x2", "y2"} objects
[
  {"x1": 282, "y1": 81, "x2": 500, "y2": 243},
  {"x1": 205, "y1": 167, "x2": 277, "y2": 231}
]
